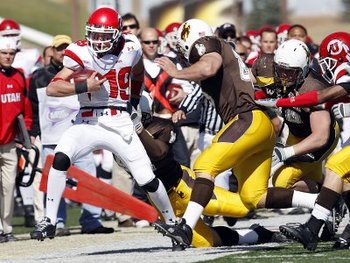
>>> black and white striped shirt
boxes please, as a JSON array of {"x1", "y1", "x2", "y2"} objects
[{"x1": 179, "y1": 83, "x2": 224, "y2": 135}]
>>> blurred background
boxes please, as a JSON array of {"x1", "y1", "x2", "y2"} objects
[{"x1": 0, "y1": 0, "x2": 349, "y2": 48}]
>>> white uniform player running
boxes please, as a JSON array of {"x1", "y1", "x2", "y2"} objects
[{"x1": 30, "y1": 7, "x2": 176, "y2": 240}]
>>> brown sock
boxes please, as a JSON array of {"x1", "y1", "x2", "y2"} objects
[{"x1": 265, "y1": 187, "x2": 293, "y2": 208}]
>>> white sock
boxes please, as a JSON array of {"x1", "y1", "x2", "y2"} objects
[
  {"x1": 183, "y1": 201, "x2": 204, "y2": 229},
  {"x1": 46, "y1": 167, "x2": 66, "y2": 224},
  {"x1": 292, "y1": 191, "x2": 318, "y2": 209},
  {"x1": 312, "y1": 204, "x2": 331, "y2": 221},
  {"x1": 237, "y1": 229, "x2": 259, "y2": 244},
  {"x1": 147, "y1": 180, "x2": 176, "y2": 224}
]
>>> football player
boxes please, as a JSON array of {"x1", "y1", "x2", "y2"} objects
[
  {"x1": 128, "y1": 92, "x2": 286, "y2": 249},
  {"x1": 153, "y1": 19, "x2": 319, "y2": 249},
  {"x1": 256, "y1": 32, "x2": 350, "y2": 250},
  {"x1": 30, "y1": 7, "x2": 177, "y2": 240}
]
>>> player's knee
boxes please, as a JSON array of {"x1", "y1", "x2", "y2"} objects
[
  {"x1": 141, "y1": 178, "x2": 159, "y2": 193},
  {"x1": 53, "y1": 152, "x2": 71, "y2": 171}
]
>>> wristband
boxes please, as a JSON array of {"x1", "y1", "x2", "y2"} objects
[{"x1": 75, "y1": 81, "x2": 88, "y2": 94}]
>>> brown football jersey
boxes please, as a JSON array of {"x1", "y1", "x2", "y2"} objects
[{"x1": 189, "y1": 36, "x2": 258, "y2": 123}]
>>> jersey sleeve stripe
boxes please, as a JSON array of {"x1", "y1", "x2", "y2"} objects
[{"x1": 64, "y1": 49, "x2": 84, "y2": 69}]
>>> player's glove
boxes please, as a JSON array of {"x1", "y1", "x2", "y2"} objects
[
  {"x1": 271, "y1": 144, "x2": 295, "y2": 167},
  {"x1": 331, "y1": 103, "x2": 350, "y2": 119},
  {"x1": 131, "y1": 108, "x2": 143, "y2": 134},
  {"x1": 255, "y1": 98, "x2": 278, "y2": 108}
]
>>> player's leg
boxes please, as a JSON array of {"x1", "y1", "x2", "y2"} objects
[{"x1": 280, "y1": 146, "x2": 350, "y2": 250}]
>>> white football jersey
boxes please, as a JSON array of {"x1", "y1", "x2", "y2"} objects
[
  {"x1": 13, "y1": 48, "x2": 42, "y2": 78},
  {"x1": 63, "y1": 34, "x2": 142, "y2": 108},
  {"x1": 334, "y1": 62, "x2": 350, "y2": 85}
]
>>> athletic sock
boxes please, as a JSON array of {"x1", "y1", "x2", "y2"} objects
[
  {"x1": 183, "y1": 201, "x2": 204, "y2": 229},
  {"x1": 292, "y1": 190, "x2": 318, "y2": 209},
  {"x1": 46, "y1": 167, "x2": 67, "y2": 224}
]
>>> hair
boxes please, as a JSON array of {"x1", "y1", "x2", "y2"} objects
[
  {"x1": 260, "y1": 28, "x2": 277, "y2": 39},
  {"x1": 122, "y1": 13, "x2": 140, "y2": 29},
  {"x1": 288, "y1": 24, "x2": 308, "y2": 36},
  {"x1": 236, "y1": 36, "x2": 252, "y2": 45}
]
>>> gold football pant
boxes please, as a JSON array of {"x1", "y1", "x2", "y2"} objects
[
  {"x1": 325, "y1": 145, "x2": 350, "y2": 183},
  {"x1": 273, "y1": 123, "x2": 339, "y2": 188},
  {"x1": 193, "y1": 110, "x2": 275, "y2": 210},
  {"x1": 168, "y1": 166, "x2": 250, "y2": 247}
]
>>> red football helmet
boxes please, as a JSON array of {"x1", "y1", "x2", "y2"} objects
[
  {"x1": 319, "y1": 32, "x2": 350, "y2": 84},
  {"x1": 0, "y1": 19, "x2": 21, "y2": 49},
  {"x1": 85, "y1": 7, "x2": 122, "y2": 54},
  {"x1": 164, "y1": 22, "x2": 181, "y2": 50},
  {"x1": 276, "y1": 23, "x2": 290, "y2": 46}
]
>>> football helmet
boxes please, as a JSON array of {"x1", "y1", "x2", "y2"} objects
[
  {"x1": 85, "y1": 7, "x2": 122, "y2": 54},
  {"x1": 319, "y1": 32, "x2": 350, "y2": 84},
  {"x1": 0, "y1": 19, "x2": 21, "y2": 49},
  {"x1": 274, "y1": 39, "x2": 310, "y2": 90},
  {"x1": 276, "y1": 23, "x2": 291, "y2": 46},
  {"x1": 164, "y1": 22, "x2": 181, "y2": 50},
  {"x1": 176, "y1": 19, "x2": 213, "y2": 60}
]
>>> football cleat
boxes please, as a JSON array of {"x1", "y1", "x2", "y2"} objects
[
  {"x1": 333, "y1": 224, "x2": 350, "y2": 249},
  {"x1": 30, "y1": 217, "x2": 56, "y2": 241},
  {"x1": 279, "y1": 223, "x2": 318, "y2": 251},
  {"x1": 154, "y1": 218, "x2": 193, "y2": 249}
]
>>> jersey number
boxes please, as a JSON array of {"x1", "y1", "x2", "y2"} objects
[{"x1": 104, "y1": 67, "x2": 132, "y2": 100}]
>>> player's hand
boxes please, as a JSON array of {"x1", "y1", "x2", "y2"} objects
[
  {"x1": 172, "y1": 110, "x2": 186, "y2": 123},
  {"x1": 155, "y1": 57, "x2": 178, "y2": 78},
  {"x1": 255, "y1": 98, "x2": 278, "y2": 108},
  {"x1": 331, "y1": 103, "x2": 350, "y2": 119},
  {"x1": 131, "y1": 107, "x2": 143, "y2": 134},
  {"x1": 87, "y1": 72, "x2": 106, "y2": 92},
  {"x1": 271, "y1": 144, "x2": 295, "y2": 167}
]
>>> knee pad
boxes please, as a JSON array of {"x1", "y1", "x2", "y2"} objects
[
  {"x1": 141, "y1": 178, "x2": 159, "y2": 193},
  {"x1": 52, "y1": 152, "x2": 71, "y2": 171}
]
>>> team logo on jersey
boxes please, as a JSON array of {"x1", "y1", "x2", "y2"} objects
[
  {"x1": 169, "y1": 130, "x2": 176, "y2": 144},
  {"x1": 181, "y1": 23, "x2": 191, "y2": 41},
  {"x1": 194, "y1": 43, "x2": 206, "y2": 56},
  {"x1": 327, "y1": 39, "x2": 349, "y2": 56},
  {"x1": 7, "y1": 84, "x2": 13, "y2": 89}
]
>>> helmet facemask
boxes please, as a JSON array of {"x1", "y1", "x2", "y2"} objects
[
  {"x1": 86, "y1": 25, "x2": 120, "y2": 54},
  {"x1": 274, "y1": 62, "x2": 304, "y2": 95},
  {"x1": 319, "y1": 57, "x2": 338, "y2": 84}
]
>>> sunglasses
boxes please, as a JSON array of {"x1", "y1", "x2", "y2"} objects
[
  {"x1": 142, "y1": 40, "x2": 159, "y2": 45},
  {"x1": 122, "y1": 24, "x2": 138, "y2": 31}
]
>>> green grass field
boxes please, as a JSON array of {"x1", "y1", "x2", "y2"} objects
[
  {"x1": 12, "y1": 206, "x2": 81, "y2": 235},
  {"x1": 202, "y1": 242, "x2": 350, "y2": 262}
]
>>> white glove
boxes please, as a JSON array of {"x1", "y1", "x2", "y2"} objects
[
  {"x1": 271, "y1": 145, "x2": 295, "y2": 167},
  {"x1": 332, "y1": 103, "x2": 350, "y2": 119},
  {"x1": 131, "y1": 108, "x2": 143, "y2": 134},
  {"x1": 255, "y1": 98, "x2": 278, "y2": 108}
]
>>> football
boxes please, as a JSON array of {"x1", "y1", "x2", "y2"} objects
[
  {"x1": 165, "y1": 83, "x2": 182, "y2": 101},
  {"x1": 68, "y1": 69, "x2": 102, "y2": 83}
]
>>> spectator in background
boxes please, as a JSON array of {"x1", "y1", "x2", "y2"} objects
[
  {"x1": 0, "y1": 37, "x2": 32, "y2": 242},
  {"x1": 42, "y1": 46, "x2": 53, "y2": 66},
  {"x1": 0, "y1": 18, "x2": 43, "y2": 227},
  {"x1": 287, "y1": 24, "x2": 308, "y2": 43},
  {"x1": 121, "y1": 13, "x2": 140, "y2": 36},
  {"x1": 236, "y1": 36, "x2": 252, "y2": 57},
  {"x1": 235, "y1": 42, "x2": 248, "y2": 62},
  {"x1": 28, "y1": 35, "x2": 114, "y2": 236},
  {"x1": 216, "y1": 23, "x2": 236, "y2": 42},
  {"x1": 246, "y1": 28, "x2": 277, "y2": 67}
]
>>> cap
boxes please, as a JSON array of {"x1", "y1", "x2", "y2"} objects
[
  {"x1": 0, "y1": 37, "x2": 17, "y2": 50},
  {"x1": 52, "y1": 35, "x2": 72, "y2": 48},
  {"x1": 217, "y1": 23, "x2": 236, "y2": 40}
]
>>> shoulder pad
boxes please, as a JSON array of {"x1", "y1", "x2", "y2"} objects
[{"x1": 189, "y1": 36, "x2": 221, "y2": 64}]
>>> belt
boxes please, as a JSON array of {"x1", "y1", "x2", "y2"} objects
[{"x1": 80, "y1": 105, "x2": 132, "y2": 118}]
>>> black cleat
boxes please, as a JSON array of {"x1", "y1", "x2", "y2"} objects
[
  {"x1": 30, "y1": 217, "x2": 56, "y2": 241},
  {"x1": 333, "y1": 223, "x2": 350, "y2": 249},
  {"x1": 279, "y1": 223, "x2": 318, "y2": 251},
  {"x1": 154, "y1": 219, "x2": 193, "y2": 249}
]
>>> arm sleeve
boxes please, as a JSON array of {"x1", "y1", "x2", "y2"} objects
[
  {"x1": 276, "y1": 90, "x2": 319, "y2": 107},
  {"x1": 178, "y1": 82, "x2": 202, "y2": 113}
]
